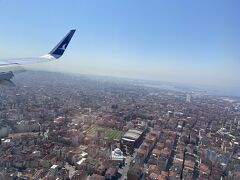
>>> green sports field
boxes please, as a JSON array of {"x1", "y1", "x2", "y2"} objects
[{"x1": 86, "y1": 125, "x2": 125, "y2": 140}]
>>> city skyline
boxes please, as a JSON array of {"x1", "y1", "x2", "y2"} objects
[{"x1": 0, "y1": 0, "x2": 239, "y2": 93}]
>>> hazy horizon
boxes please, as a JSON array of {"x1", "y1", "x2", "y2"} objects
[
  {"x1": 15, "y1": 69, "x2": 240, "y2": 98},
  {"x1": 0, "y1": 0, "x2": 239, "y2": 93}
]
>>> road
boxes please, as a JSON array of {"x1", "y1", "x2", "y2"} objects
[{"x1": 119, "y1": 153, "x2": 136, "y2": 180}]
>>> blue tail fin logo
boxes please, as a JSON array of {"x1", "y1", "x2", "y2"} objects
[
  {"x1": 59, "y1": 44, "x2": 67, "y2": 51},
  {"x1": 49, "y1": 29, "x2": 76, "y2": 59}
]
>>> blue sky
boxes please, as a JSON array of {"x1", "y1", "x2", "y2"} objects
[{"x1": 0, "y1": 0, "x2": 239, "y2": 91}]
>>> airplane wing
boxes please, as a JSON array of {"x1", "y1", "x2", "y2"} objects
[{"x1": 0, "y1": 29, "x2": 76, "y2": 85}]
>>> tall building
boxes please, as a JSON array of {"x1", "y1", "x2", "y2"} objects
[
  {"x1": 120, "y1": 129, "x2": 144, "y2": 155},
  {"x1": 186, "y1": 94, "x2": 191, "y2": 103}
]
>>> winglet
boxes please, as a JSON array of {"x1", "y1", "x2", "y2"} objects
[{"x1": 49, "y1": 29, "x2": 76, "y2": 59}]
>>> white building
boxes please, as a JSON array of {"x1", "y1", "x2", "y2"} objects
[
  {"x1": 49, "y1": 164, "x2": 59, "y2": 176},
  {"x1": 111, "y1": 148, "x2": 124, "y2": 161},
  {"x1": 1, "y1": 138, "x2": 12, "y2": 147}
]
